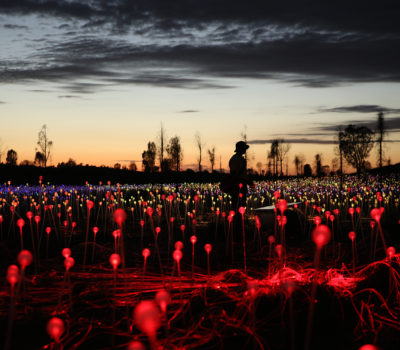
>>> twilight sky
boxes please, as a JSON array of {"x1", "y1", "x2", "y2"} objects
[{"x1": 1, "y1": 0, "x2": 400, "y2": 172}]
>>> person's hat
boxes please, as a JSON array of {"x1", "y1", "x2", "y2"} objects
[{"x1": 235, "y1": 141, "x2": 249, "y2": 153}]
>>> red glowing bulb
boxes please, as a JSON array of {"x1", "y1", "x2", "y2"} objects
[
  {"x1": 268, "y1": 235, "x2": 275, "y2": 244},
  {"x1": 62, "y1": 248, "x2": 71, "y2": 258},
  {"x1": 72, "y1": 221, "x2": 76, "y2": 228},
  {"x1": 17, "y1": 218, "x2": 25, "y2": 229},
  {"x1": 348, "y1": 231, "x2": 356, "y2": 241},
  {"x1": 127, "y1": 341, "x2": 146, "y2": 350},
  {"x1": 142, "y1": 248, "x2": 150, "y2": 259},
  {"x1": 133, "y1": 300, "x2": 161, "y2": 338},
  {"x1": 329, "y1": 215, "x2": 335, "y2": 222},
  {"x1": 64, "y1": 257, "x2": 75, "y2": 271},
  {"x1": 86, "y1": 200, "x2": 94, "y2": 210},
  {"x1": 7, "y1": 265, "x2": 19, "y2": 287},
  {"x1": 348, "y1": 207, "x2": 355, "y2": 215},
  {"x1": 155, "y1": 227, "x2": 161, "y2": 235},
  {"x1": 113, "y1": 229, "x2": 121, "y2": 238},
  {"x1": 180, "y1": 224, "x2": 185, "y2": 232},
  {"x1": 312, "y1": 224, "x2": 331, "y2": 248},
  {"x1": 109, "y1": 253, "x2": 121, "y2": 269},
  {"x1": 387, "y1": 246, "x2": 396, "y2": 258},
  {"x1": 18, "y1": 250, "x2": 33, "y2": 269},
  {"x1": 174, "y1": 241, "x2": 184, "y2": 250},
  {"x1": 155, "y1": 289, "x2": 171, "y2": 313},
  {"x1": 204, "y1": 243, "x2": 212, "y2": 254},
  {"x1": 190, "y1": 235, "x2": 197, "y2": 245},
  {"x1": 46, "y1": 226, "x2": 51, "y2": 234},
  {"x1": 247, "y1": 280, "x2": 259, "y2": 296},
  {"x1": 113, "y1": 208, "x2": 127, "y2": 226},
  {"x1": 313, "y1": 216, "x2": 321, "y2": 226},
  {"x1": 93, "y1": 226, "x2": 99, "y2": 234},
  {"x1": 275, "y1": 244, "x2": 283, "y2": 257},
  {"x1": 173, "y1": 249, "x2": 183, "y2": 262},
  {"x1": 34, "y1": 215, "x2": 41, "y2": 224},
  {"x1": 370, "y1": 221, "x2": 376, "y2": 228},
  {"x1": 168, "y1": 195, "x2": 173, "y2": 202},
  {"x1": 276, "y1": 199, "x2": 288, "y2": 214},
  {"x1": 194, "y1": 195, "x2": 199, "y2": 202},
  {"x1": 273, "y1": 191, "x2": 280, "y2": 199},
  {"x1": 140, "y1": 219, "x2": 145, "y2": 227},
  {"x1": 46, "y1": 317, "x2": 65, "y2": 341},
  {"x1": 370, "y1": 208, "x2": 382, "y2": 222},
  {"x1": 333, "y1": 209, "x2": 339, "y2": 215},
  {"x1": 359, "y1": 345, "x2": 378, "y2": 350},
  {"x1": 26, "y1": 211, "x2": 33, "y2": 220},
  {"x1": 239, "y1": 206, "x2": 246, "y2": 215}
]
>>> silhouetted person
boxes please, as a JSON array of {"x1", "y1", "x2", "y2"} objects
[{"x1": 229, "y1": 141, "x2": 249, "y2": 210}]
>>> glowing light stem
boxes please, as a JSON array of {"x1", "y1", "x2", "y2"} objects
[
  {"x1": 377, "y1": 222, "x2": 388, "y2": 255},
  {"x1": 19, "y1": 226, "x2": 24, "y2": 250},
  {"x1": 28, "y1": 220, "x2": 38, "y2": 274},
  {"x1": 304, "y1": 246, "x2": 322, "y2": 350},
  {"x1": 241, "y1": 213, "x2": 247, "y2": 275},
  {"x1": 112, "y1": 267, "x2": 117, "y2": 350},
  {"x1": 82, "y1": 208, "x2": 91, "y2": 270},
  {"x1": 46, "y1": 231, "x2": 49, "y2": 260},
  {"x1": 192, "y1": 244, "x2": 195, "y2": 282},
  {"x1": 91, "y1": 232, "x2": 97, "y2": 263},
  {"x1": 150, "y1": 218, "x2": 164, "y2": 278},
  {"x1": 206, "y1": 251, "x2": 211, "y2": 278},
  {"x1": 214, "y1": 214, "x2": 219, "y2": 241},
  {"x1": 351, "y1": 239, "x2": 356, "y2": 276}
]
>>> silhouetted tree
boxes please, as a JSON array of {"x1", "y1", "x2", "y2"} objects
[
  {"x1": 142, "y1": 142, "x2": 157, "y2": 172},
  {"x1": 195, "y1": 132, "x2": 205, "y2": 172},
  {"x1": 158, "y1": 123, "x2": 166, "y2": 172},
  {"x1": 256, "y1": 161, "x2": 263, "y2": 175},
  {"x1": 6, "y1": 149, "x2": 17, "y2": 165},
  {"x1": 65, "y1": 158, "x2": 77, "y2": 167},
  {"x1": 166, "y1": 136, "x2": 183, "y2": 172},
  {"x1": 114, "y1": 163, "x2": 121, "y2": 169},
  {"x1": 20, "y1": 160, "x2": 33, "y2": 166},
  {"x1": 340, "y1": 124, "x2": 374, "y2": 173},
  {"x1": 268, "y1": 140, "x2": 279, "y2": 176},
  {"x1": 208, "y1": 146, "x2": 216, "y2": 172},
  {"x1": 128, "y1": 161, "x2": 137, "y2": 171},
  {"x1": 304, "y1": 164, "x2": 312, "y2": 177},
  {"x1": 277, "y1": 140, "x2": 290, "y2": 176},
  {"x1": 36, "y1": 124, "x2": 53, "y2": 167},
  {"x1": 314, "y1": 153, "x2": 322, "y2": 177},
  {"x1": 376, "y1": 111, "x2": 386, "y2": 172},
  {"x1": 34, "y1": 151, "x2": 45, "y2": 167},
  {"x1": 331, "y1": 157, "x2": 339, "y2": 174}
]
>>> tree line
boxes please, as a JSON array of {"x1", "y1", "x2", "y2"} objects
[{"x1": 0, "y1": 112, "x2": 391, "y2": 176}]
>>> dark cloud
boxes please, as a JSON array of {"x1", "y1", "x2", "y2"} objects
[
  {"x1": 57, "y1": 95, "x2": 81, "y2": 98},
  {"x1": 319, "y1": 105, "x2": 400, "y2": 114},
  {"x1": 1, "y1": 1, "x2": 399, "y2": 35},
  {"x1": 0, "y1": 100, "x2": 5, "y2": 104},
  {"x1": 248, "y1": 138, "x2": 337, "y2": 145},
  {"x1": 315, "y1": 116, "x2": 400, "y2": 133},
  {"x1": 0, "y1": 1, "x2": 399, "y2": 92},
  {"x1": 3, "y1": 23, "x2": 28, "y2": 29},
  {"x1": 178, "y1": 110, "x2": 199, "y2": 113}
]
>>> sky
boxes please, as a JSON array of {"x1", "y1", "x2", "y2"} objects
[{"x1": 1, "y1": 0, "x2": 400, "y2": 173}]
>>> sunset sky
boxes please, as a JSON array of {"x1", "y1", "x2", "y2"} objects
[{"x1": 1, "y1": 1, "x2": 400, "y2": 173}]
